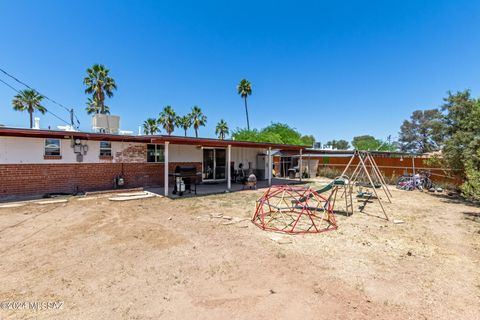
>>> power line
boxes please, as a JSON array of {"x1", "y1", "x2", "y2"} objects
[
  {"x1": 0, "y1": 67, "x2": 72, "y2": 113},
  {"x1": 0, "y1": 76, "x2": 71, "y2": 126},
  {"x1": 0, "y1": 78, "x2": 19, "y2": 93}
]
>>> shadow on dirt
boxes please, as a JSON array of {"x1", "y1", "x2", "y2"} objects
[
  {"x1": 429, "y1": 192, "x2": 480, "y2": 208},
  {"x1": 463, "y1": 212, "x2": 480, "y2": 223}
]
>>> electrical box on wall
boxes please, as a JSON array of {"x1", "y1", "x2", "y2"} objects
[{"x1": 71, "y1": 138, "x2": 88, "y2": 162}]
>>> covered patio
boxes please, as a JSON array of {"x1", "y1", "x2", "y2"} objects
[
  {"x1": 146, "y1": 177, "x2": 306, "y2": 198},
  {"x1": 149, "y1": 136, "x2": 307, "y2": 198}
]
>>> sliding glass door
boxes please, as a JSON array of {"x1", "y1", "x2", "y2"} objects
[{"x1": 203, "y1": 148, "x2": 226, "y2": 181}]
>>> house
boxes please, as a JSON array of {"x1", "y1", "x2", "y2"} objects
[{"x1": 0, "y1": 127, "x2": 305, "y2": 198}]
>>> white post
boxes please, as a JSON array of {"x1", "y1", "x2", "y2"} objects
[
  {"x1": 268, "y1": 147, "x2": 272, "y2": 186},
  {"x1": 164, "y1": 142, "x2": 169, "y2": 196},
  {"x1": 227, "y1": 145, "x2": 231, "y2": 191},
  {"x1": 299, "y1": 149, "x2": 303, "y2": 182}
]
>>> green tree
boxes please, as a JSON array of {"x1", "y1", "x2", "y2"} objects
[
  {"x1": 301, "y1": 135, "x2": 316, "y2": 147},
  {"x1": 325, "y1": 139, "x2": 350, "y2": 150},
  {"x1": 177, "y1": 114, "x2": 192, "y2": 137},
  {"x1": 440, "y1": 90, "x2": 480, "y2": 199},
  {"x1": 352, "y1": 135, "x2": 396, "y2": 151},
  {"x1": 231, "y1": 123, "x2": 314, "y2": 146},
  {"x1": 399, "y1": 109, "x2": 444, "y2": 153},
  {"x1": 190, "y1": 106, "x2": 207, "y2": 138},
  {"x1": 237, "y1": 79, "x2": 252, "y2": 130},
  {"x1": 143, "y1": 118, "x2": 159, "y2": 135},
  {"x1": 12, "y1": 89, "x2": 47, "y2": 128},
  {"x1": 261, "y1": 123, "x2": 303, "y2": 145},
  {"x1": 158, "y1": 106, "x2": 178, "y2": 135},
  {"x1": 83, "y1": 64, "x2": 117, "y2": 114},
  {"x1": 231, "y1": 128, "x2": 261, "y2": 142},
  {"x1": 85, "y1": 96, "x2": 110, "y2": 115},
  {"x1": 215, "y1": 119, "x2": 229, "y2": 139},
  {"x1": 335, "y1": 139, "x2": 350, "y2": 149},
  {"x1": 351, "y1": 135, "x2": 380, "y2": 150}
]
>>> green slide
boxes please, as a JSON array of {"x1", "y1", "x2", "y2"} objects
[{"x1": 295, "y1": 176, "x2": 348, "y2": 203}]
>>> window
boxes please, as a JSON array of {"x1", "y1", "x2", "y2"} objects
[
  {"x1": 147, "y1": 144, "x2": 165, "y2": 162},
  {"x1": 99, "y1": 141, "x2": 112, "y2": 157},
  {"x1": 45, "y1": 139, "x2": 61, "y2": 156}
]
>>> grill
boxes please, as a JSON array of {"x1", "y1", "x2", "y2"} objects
[{"x1": 170, "y1": 165, "x2": 201, "y2": 196}]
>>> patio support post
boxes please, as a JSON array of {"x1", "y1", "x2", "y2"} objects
[
  {"x1": 227, "y1": 144, "x2": 231, "y2": 191},
  {"x1": 164, "y1": 141, "x2": 169, "y2": 196},
  {"x1": 268, "y1": 147, "x2": 272, "y2": 186},
  {"x1": 299, "y1": 149, "x2": 303, "y2": 182}
]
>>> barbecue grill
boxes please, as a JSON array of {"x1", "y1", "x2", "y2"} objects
[{"x1": 170, "y1": 165, "x2": 201, "y2": 196}]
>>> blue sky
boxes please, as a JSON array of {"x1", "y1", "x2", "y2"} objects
[{"x1": 1, "y1": 0, "x2": 479, "y2": 144}]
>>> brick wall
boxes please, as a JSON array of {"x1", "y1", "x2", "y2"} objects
[
  {"x1": 114, "y1": 144, "x2": 147, "y2": 163},
  {"x1": 0, "y1": 162, "x2": 202, "y2": 197}
]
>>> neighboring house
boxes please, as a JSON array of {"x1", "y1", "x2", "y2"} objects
[{"x1": 0, "y1": 127, "x2": 304, "y2": 198}]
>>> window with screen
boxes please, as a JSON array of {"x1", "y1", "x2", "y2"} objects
[
  {"x1": 45, "y1": 139, "x2": 61, "y2": 156},
  {"x1": 100, "y1": 141, "x2": 112, "y2": 157},
  {"x1": 147, "y1": 144, "x2": 165, "y2": 162}
]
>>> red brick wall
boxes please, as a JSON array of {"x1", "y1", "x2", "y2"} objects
[{"x1": 0, "y1": 162, "x2": 202, "y2": 197}]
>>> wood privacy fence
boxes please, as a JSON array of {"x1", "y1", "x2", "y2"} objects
[{"x1": 313, "y1": 155, "x2": 462, "y2": 185}]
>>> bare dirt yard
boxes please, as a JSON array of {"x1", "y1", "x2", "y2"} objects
[{"x1": 0, "y1": 180, "x2": 479, "y2": 319}]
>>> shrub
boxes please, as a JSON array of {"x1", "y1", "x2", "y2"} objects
[{"x1": 317, "y1": 166, "x2": 344, "y2": 179}]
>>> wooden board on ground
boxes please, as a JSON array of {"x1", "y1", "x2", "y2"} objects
[{"x1": 108, "y1": 193, "x2": 157, "y2": 201}]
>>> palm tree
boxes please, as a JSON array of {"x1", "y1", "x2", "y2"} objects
[
  {"x1": 83, "y1": 64, "x2": 117, "y2": 114},
  {"x1": 12, "y1": 89, "x2": 47, "y2": 128},
  {"x1": 85, "y1": 96, "x2": 110, "y2": 115},
  {"x1": 158, "y1": 106, "x2": 178, "y2": 135},
  {"x1": 215, "y1": 119, "x2": 229, "y2": 140},
  {"x1": 177, "y1": 114, "x2": 192, "y2": 137},
  {"x1": 143, "y1": 118, "x2": 160, "y2": 135},
  {"x1": 190, "y1": 106, "x2": 207, "y2": 138},
  {"x1": 237, "y1": 79, "x2": 252, "y2": 130}
]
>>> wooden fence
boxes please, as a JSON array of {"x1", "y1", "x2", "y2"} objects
[
  {"x1": 273, "y1": 155, "x2": 462, "y2": 186},
  {"x1": 316, "y1": 156, "x2": 461, "y2": 185}
]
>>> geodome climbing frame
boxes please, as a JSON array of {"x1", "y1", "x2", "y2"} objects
[{"x1": 252, "y1": 185, "x2": 337, "y2": 234}]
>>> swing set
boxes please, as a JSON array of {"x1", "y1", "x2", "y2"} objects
[{"x1": 251, "y1": 151, "x2": 392, "y2": 234}]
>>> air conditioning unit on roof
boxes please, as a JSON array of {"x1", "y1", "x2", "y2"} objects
[{"x1": 92, "y1": 114, "x2": 120, "y2": 134}]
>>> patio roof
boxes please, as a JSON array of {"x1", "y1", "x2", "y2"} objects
[{"x1": 150, "y1": 136, "x2": 304, "y2": 150}]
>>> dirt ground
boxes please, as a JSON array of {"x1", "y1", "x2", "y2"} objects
[{"x1": 0, "y1": 179, "x2": 479, "y2": 319}]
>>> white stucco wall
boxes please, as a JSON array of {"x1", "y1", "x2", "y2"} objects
[
  {"x1": 0, "y1": 136, "x2": 268, "y2": 168},
  {"x1": 231, "y1": 147, "x2": 267, "y2": 170},
  {"x1": 168, "y1": 144, "x2": 202, "y2": 163},
  {"x1": 0, "y1": 137, "x2": 146, "y2": 164}
]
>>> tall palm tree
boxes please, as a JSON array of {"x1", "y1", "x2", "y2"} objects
[
  {"x1": 85, "y1": 96, "x2": 110, "y2": 115},
  {"x1": 237, "y1": 79, "x2": 252, "y2": 130},
  {"x1": 143, "y1": 118, "x2": 160, "y2": 135},
  {"x1": 158, "y1": 106, "x2": 178, "y2": 135},
  {"x1": 83, "y1": 64, "x2": 117, "y2": 114},
  {"x1": 12, "y1": 89, "x2": 47, "y2": 128},
  {"x1": 215, "y1": 119, "x2": 229, "y2": 140},
  {"x1": 190, "y1": 106, "x2": 207, "y2": 138},
  {"x1": 177, "y1": 114, "x2": 192, "y2": 137}
]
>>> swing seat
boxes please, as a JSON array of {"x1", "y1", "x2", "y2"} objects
[{"x1": 357, "y1": 191, "x2": 376, "y2": 199}]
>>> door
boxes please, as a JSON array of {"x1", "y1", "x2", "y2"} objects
[
  {"x1": 215, "y1": 149, "x2": 226, "y2": 180},
  {"x1": 203, "y1": 148, "x2": 226, "y2": 181},
  {"x1": 203, "y1": 149, "x2": 215, "y2": 180}
]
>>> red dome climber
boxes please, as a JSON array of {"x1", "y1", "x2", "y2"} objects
[{"x1": 252, "y1": 185, "x2": 337, "y2": 234}]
